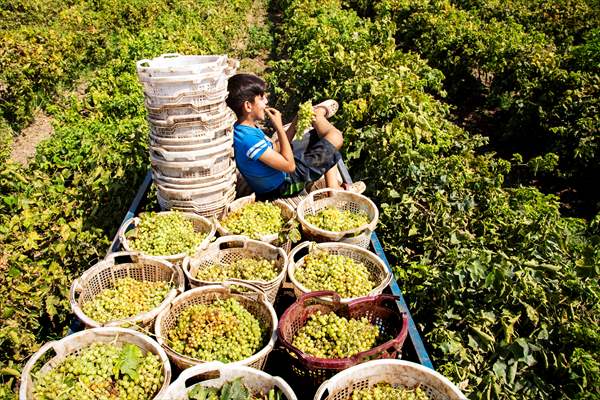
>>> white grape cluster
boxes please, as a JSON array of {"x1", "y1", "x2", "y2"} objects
[
  {"x1": 294, "y1": 249, "x2": 375, "y2": 298},
  {"x1": 33, "y1": 342, "x2": 163, "y2": 400},
  {"x1": 295, "y1": 100, "x2": 314, "y2": 135},
  {"x1": 195, "y1": 257, "x2": 278, "y2": 282},
  {"x1": 129, "y1": 212, "x2": 206, "y2": 256},
  {"x1": 292, "y1": 311, "x2": 380, "y2": 359},
  {"x1": 82, "y1": 277, "x2": 171, "y2": 323},
  {"x1": 305, "y1": 206, "x2": 369, "y2": 232},
  {"x1": 168, "y1": 298, "x2": 264, "y2": 362},
  {"x1": 350, "y1": 383, "x2": 430, "y2": 400},
  {"x1": 221, "y1": 202, "x2": 284, "y2": 239}
]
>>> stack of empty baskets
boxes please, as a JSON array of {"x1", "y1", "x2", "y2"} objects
[{"x1": 136, "y1": 54, "x2": 238, "y2": 217}]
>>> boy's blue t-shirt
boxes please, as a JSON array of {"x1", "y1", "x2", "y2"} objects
[{"x1": 233, "y1": 123, "x2": 286, "y2": 193}]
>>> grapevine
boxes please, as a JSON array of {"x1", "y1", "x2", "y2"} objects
[
  {"x1": 195, "y1": 257, "x2": 278, "y2": 282},
  {"x1": 221, "y1": 202, "x2": 284, "y2": 239},
  {"x1": 82, "y1": 277, "x2": 171, "y2": 324},
  {"x1": 292, "y1": 311, "x2": 380, "y2": 358},
  {"x1": 294, "y1": 249, "x2": 375, "y2": 298},
  {"x1": 295, "y1": 100, "x2": 314, "y2": 135},
  {"x1": 33, "y1": 343, "x2": 163, "y2": 400},
  {"x1": 127, "y1": 212, "x2": 207, "y2": 256},
  {"x1": 350, "y1": 383, "x2": 430, "y2": 400},
  {"x1": 187, "y1": 377, "x2": 284, "y2": 400},
  {"x1": 305, "y1": 206, "x2": 370, "y2": 232},
  {"x1": 168, "y1": 298, "x2": 265, "y2": 362}
]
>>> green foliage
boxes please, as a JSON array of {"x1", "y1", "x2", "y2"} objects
[
  {"x1": 269, "y1": 0, "x2": 600, "y2": 398},
  {"x1": 370, "y1": 0, "x2": 600, "y2": 214},
  {"x1": 0, "y1": 0, "x2": 268, "y2": 396}
]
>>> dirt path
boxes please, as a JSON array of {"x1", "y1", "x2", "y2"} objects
[{"x1": 10, "y1": 110, "x2": 54, "y2": 166}]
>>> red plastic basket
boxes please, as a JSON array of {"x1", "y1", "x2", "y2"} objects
[{"x1": 277, "y1": 291, "x2": 409, "y2": 390}]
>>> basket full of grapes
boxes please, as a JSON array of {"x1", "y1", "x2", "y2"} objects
[
  {"x1": 288, "y1": 242, "x2": 392, "y2": 303},
  {"x1": 118, "y1": 211, "x2": 216, "y2": 261},
  {"x1": 182, "y1": 235, "x2": 288, "y2": 304},
  {"x1": 19, "y1": 327, "x2": 171, "y2": 400},
  {"x1": 157, "y1": 361, "x2": 297, "y2": 400},
  {"x1": 216, "y1": 194, "x2": 298, "y2": 252},
  {"x1": 154, "y1": 282, "x2": 278, "y2": 370},
  {"x1": 314, "y1": 359, "x2": 466, "y2": 400},
  {"x1": 277, "y1": 291, "x2": 409, "y2": 390},
  {"x1": 70, "y1": 251, "x2": 185, "y2": 329},
  {"x1": 296, "y1": 188, "x2": 378, "y2": 248}
]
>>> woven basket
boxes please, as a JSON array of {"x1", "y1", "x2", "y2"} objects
[
  {"x1": 19, "y1": 327, "x2": 171, "y2": 400},
  {"x1": 314, "y1": 360, "x2": 466, "y2": 400},
  {"x1": 278, "y1": 291, "x2": 409, "y2": 391},
  {"x1": 182, "y1": 236, "x2": 288, "y2": 304},
  {"x1": 70, "y1": 252, "x2": 185, "y2": 329},
  {"x1": 158, "y1": 361, "x2": 298, "y2": 400},
  {"x1": 288, "y1": 241, "x2": 392, "y2": 303},
  {"x1": 296, "y1": 188, "x2": 378, "y2": 248},
  {"x1": 118, "y1": 211, "x2": 216, "y2": 262},
  {"x1": 154, "y1": 282, "x2": 278, "y2": 370},
  {"x1": 216, "y1": 193, "x2": 296, "y2": 252}
]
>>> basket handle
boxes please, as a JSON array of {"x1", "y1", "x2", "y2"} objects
[
  {"x1": 164, "y1": 361, "x2": 226, "y2": 398},
  {"x1": 68, "y1": 278, "x2": 84, "y2": 313},
  {"x1": 116, "y1": 217, "x2": 139, "y2": 248},
  {"x1": 222, "y1": 279, "x2": 269, "y2": 303},
  {"x1": 298, "y1": 290, "x2": 342, "y2": 305},
  {"x1": 214, "y1": 235, "x2": 249, "y2": 250},
  {"x1": 288, "y1": 241, "x2": 312, "y2": 264}
]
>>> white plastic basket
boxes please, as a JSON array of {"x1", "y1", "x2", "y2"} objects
[
  {"x1": 314, "y1": 360, "x2": 466, "y2": 400},
  {"x1": 19, "y1": 327, "x2": 171, "y2": 400},
  {"x1": 145, "y1": 87, "x2": 229, "y2": 108},
  {"x1": 182, "y1": 236, "x2": 289, "y2": 304},
  {"x1": 149, "y1": 130, "x2": 232, "y2": 154},
  {"x1": 118, "y1": 211, "x2": 216, "y2": 262},
  {"x1": 158, "y1": 361, "x2": 297, "y2": 400},
  {"x1": 146, "y1": 99, "x2": 228, "y2": 121},
  {"x1": 153, "y1": 163, "x2": 236, "y2": 190},
  {"x1": 157, "y1": 187, "x2": 236, "y2": 217},
  {"x1": 154, "y1": 283, "x2": 278, "y2": 370},
  {"x1": 296, "y1": 188, "x2": 379, "y2": 248},
  {"x1": 149, "y1": 111, "x2": 235, "y2": 139},
  {"x1": 216, "y1": 193, "x2": 296, "y2": 245},
  {"x1": 150, "y1": 147, "x2": 233, "y2": 179},
  {"x1": 148, "y1": 108, "x2": 235, "y2": 134},
  {"x1": 156, "y1": 174, "x2": 236, "y2": 203},
  {"x1": 136, "y1": 54, "x2": 231, "y2": 77},
  {"x1": 149, "y1": 126, "x2": 231, "y2": 148},
  {"x1": 69, "y1": 251, "x2": 185, "y2": 329},
  {"x1": 288, "y1": 241, "x2": 392, "y2": 303},
  {"x1": 141, "y1": 70, "x2": 230, "y2": 97}
]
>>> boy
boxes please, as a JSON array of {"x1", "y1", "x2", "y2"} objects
[{"x1": 226, "y1": 73, "x2": 355, "y2": 199}]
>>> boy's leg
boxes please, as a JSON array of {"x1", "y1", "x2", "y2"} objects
[{"x1": 312, "y1": 108, "x2": 343, "y2": 189}]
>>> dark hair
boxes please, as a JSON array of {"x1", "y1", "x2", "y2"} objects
[{"x1": 226, "y1": 73, "x2": 267, "y2": 118}]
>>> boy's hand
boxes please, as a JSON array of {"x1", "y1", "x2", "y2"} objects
[{"x1": 265, "y1": 107, "x2": 284, "y2": 130}]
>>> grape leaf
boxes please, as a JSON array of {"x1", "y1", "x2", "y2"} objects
[
  {"x1": 220, "y1": 377, "x2": 250, "y2": 400},
  {"x1": 114, "y1": 343, "x2": 142, "y2": 380},
  {"x1": 189, "y1": 385, "x2": 218, "y2": 400}
]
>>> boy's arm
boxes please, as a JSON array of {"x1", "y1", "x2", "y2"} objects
[{"x1": 259, "y1": 108, "x2": 296, "y2": 173}]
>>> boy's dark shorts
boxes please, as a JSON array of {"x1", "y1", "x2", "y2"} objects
[{"x1": 257, "y1": 131, "x2": 341, "y2": 200}]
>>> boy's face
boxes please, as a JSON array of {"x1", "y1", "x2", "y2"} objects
[{"x1": 245, "y1": 93, "x2": 268, "y2": 121}]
